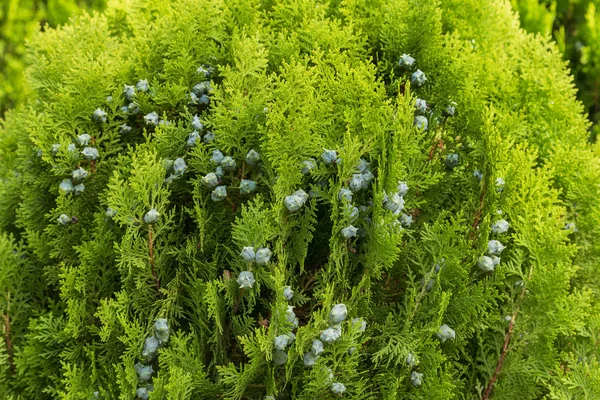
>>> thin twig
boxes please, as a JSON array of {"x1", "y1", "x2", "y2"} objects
[
  {"x1": 470, "y1": 186, "x2": 486, "y2": 239},
  {"x1": 91, "y1": 136, "x2": 97, "y2": 173},
  {"x1": 427, "y1": 139, "x2": 444, "y2": 160},
  {"x1": 4, "y1": 292, "x2": 15, "y2": 375},
  {"x1": 302, "y1": 273, "x2": 317, "y2": 292},
  {"x1": 408, "y1": 263, "x2": 439, "y2": 323},
  {"x1": 240, "y1": 161, "x2": 246, "y2": 181},
  {"x1": 226, "y1": 197, "x2": 237, "y2": 213},
  {"x1": 233, "y1": 293, "x2": 241, "y2": 314},
  {"x1": 148, "y1": 226, "x2": 161, "y2": 293},
  {"x1": 482, "y1": 312, "x2": 517, "y2": 399},
  {"x1": 483, "y1": 270, "x2": 531, "y2": 399}
]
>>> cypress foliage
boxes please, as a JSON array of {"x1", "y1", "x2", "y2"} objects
[
  {"x1": 513, "y1": 0, "x2": 600, "y2": 137},
  {"x1": 0, "y1": 0, "x2": 599, "y2": 398},
  {"x1": 0, "y1": 0, "x2": 106, "y2": 117}
]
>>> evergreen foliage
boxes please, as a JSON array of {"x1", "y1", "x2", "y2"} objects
[
  {"x1": 0, "y1": 0, "x2": 106, "y2": 117},
  {"x1": 0, "y1": 0, "x2": 600, "y2": 398},
  {"x1": 513, "y1": 0, "x2": 600, "y2": 137}
]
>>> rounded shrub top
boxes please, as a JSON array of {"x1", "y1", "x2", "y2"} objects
[{"x1": 0, "y1": 0, "x2": 599, "y2": 399}]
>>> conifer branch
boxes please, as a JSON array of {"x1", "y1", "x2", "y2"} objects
[
  {"x1": 239, "y1": 161, "x2": 246, "y2": 180},
  {"x1": 483, "y1": 270, "x2": 531, "y2": 400},
  {"x1": 233, "y1": 293, "x2": 241, "y2": 314},
  {"x1": 428, "y1": 139, "x2": 444, "y2": 160},
  {"x1": 148, "y1": 226, "x2": 161, "y2": 293},
  {"x1": 226, "y1": 197, "x2": 237, "y2": 213},
  {"x1": 471, "y1": 186, "x2": 486, "y2": 239},
  {"x1": 91, "y1": 135, "x2": 97, "y2": 173},
  {"x1": 483, "y1": 312, "x2": 517, "y2": 400},
  {"x1": 3, "y1": 292, "x2": 15, "y2": 375},
  {"x1": 407, "y1": 263, "x2": 438, "y2": 323}
]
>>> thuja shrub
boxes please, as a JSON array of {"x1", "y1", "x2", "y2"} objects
[
  {"x1": 1, "y1": 0, "x2": 600, "y2": 398},
  {"x1": 513, "y1": 0, "x2": 600, "y2": 136},
  {"x1": 0, "y1": 0, "x2": 106, "y2": 117}
]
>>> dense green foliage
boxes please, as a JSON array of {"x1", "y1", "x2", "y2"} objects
[
  {"x1": 1, "y1": 0, "x2": 600, "y2": 398},
  {"x1": 0, "y1": 0, "x2": 105, "y2": 117},
  {"x1": 513, "y1": 0, "x2": 600, "y2": 138}
]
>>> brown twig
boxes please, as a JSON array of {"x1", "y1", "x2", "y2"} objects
[
  {"x1": 483, "y1": 272, "x2": 530, "y2": 400},
  {"x1": 233, "y1": 290, "x2": 242, "y2": 314},
  {"x1": 226, "y1": 197, "x2": 237, "y2": 213},
  {"x1": 148, "y1": 226, "x2": 161, "y2": 293},
  {"x1": 428, "y1": 139, "x2": 444, "y2": 160},
  {"x1": 258, "y1": 317, "x2": 270, "y2": 328},
  {"x1": 4, "y1": 293, "x2": 15, "y2": 375},
  {"x1": 483, "y1": 312, "x2": 517, "y2": 399},
  {"x1": 91, "y1": 136, "x2": 97, "y2": 173},
  {"x1": 302, "y1": 273, "x2": 317, "y2": 292},
  {"x1": 470, "y1": 186, "x2": 486, "y2": 239},
  {"x1": 239, "y1": 161, "x2": 246, "y2": 181}
]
